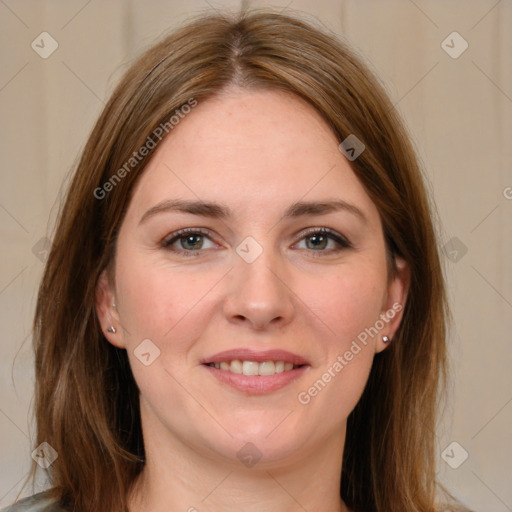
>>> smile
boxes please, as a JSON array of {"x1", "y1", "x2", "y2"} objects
[{"x1": 204, "y1": 360, "x2": 303, "y2": 376}]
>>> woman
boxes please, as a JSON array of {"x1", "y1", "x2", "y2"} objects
[{"x1": 3, "y1": 8, "x2": 469, "y2": 512}]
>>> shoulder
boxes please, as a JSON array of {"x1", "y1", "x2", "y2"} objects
[{"x1": 0, "y1": 491, "x2": 65, "y2": 512}]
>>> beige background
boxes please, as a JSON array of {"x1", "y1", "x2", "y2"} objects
[{"x1": 1, "y1": 0, "x2": 511, "y2": 510}]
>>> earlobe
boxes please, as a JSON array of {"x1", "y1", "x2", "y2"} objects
[{"x1": 95, "y1": 270, "x2": 125, "y2": 349}]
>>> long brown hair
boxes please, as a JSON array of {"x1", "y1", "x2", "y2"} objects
[{"x1": 26, "y1": 8, "x2": 458, "y2": 512}]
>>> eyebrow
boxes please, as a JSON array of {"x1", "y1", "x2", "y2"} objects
[{"x1": 139, "y1": 198, "x2": 367, "y2": 225}]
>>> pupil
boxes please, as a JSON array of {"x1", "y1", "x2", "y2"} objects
[
  {"x1": 183, "y1": 235, "x2": 202, "y2": 250},
  {"x1": 308, "y1": 234, "x2": 326, "y2": 250}
]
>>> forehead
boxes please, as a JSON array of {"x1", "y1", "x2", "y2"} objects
[{"x1": 126, "y1": 88, "x2": 379, "y2": 225}]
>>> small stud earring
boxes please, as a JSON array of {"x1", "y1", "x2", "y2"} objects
[
  {"x1": 382, "y1": 335, "x2": 390, "y2": 343},
  {"x1": 107, "y1": 326, "x2": 116, "y2": 333}
]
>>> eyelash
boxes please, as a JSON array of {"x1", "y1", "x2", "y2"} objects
[{"x1": 161, "y1": 227, "x2": 352, "y2": 258}]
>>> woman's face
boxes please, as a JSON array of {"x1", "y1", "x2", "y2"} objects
[{"x1": 97, "y1": 87, "x2": 408, "y2": 468}]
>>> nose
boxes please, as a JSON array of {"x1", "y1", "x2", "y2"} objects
[{"x1": 223, "y1": 244, "x2": 295, "y2": 331}]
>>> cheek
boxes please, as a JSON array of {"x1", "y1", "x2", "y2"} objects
[
  {"x1": 308, "y1": 262, "x2": 386, "y2": 343},
  {"x1": 299, "y1": 278, "x2": 380, "y2": 425},
  {"x1": 298, "y1": 262, "x2": 385, "y2": 408},
  {"x1": 113, "y1": 258, "x2": 212, "y2": 403},
  {"x1": 115, "y1": 252, "x2": 206, "y2": 338}
]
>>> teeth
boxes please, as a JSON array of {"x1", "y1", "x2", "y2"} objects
[{"x1": 209, "y1": 360, "x2": 299, "y2": 375}]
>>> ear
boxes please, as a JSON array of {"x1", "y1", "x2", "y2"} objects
[
  {"x1": 375, "y1": 256, "x2": 410, "y2": 354},
  {"x1": 95, "y1": 269, "x2": 126, "y2": 349}
]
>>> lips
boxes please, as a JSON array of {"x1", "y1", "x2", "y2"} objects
[
  {"x1": 200, "y1": 348, "x2": 311, "y2": 394},
  {"x1": 200, "y1": 348, "x2": 311, "y2": 367}
]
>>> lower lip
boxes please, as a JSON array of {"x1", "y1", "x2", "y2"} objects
[{"x1": 202, "y1": 364, "x2": 310, "y2": 395}]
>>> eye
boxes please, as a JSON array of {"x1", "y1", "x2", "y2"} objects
[
  {"x1": 294, "y1": 227, "x2": 352, "y2": 255},
  {"x1": 162, "y1": 228, "x2": 217, "y2": 257},
  {"x1": 161, "y1": 227, "x2": 352, "y2": 258}
]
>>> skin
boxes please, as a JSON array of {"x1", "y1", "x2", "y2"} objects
[{"x1": 96, "y1": 86, "x2": 409, "y2": 512}]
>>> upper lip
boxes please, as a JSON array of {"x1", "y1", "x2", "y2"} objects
[{"x1": 200, "y1": 348, "x2": 311, "y2": 366}]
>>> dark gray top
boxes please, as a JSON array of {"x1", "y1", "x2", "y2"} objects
[{"x1": 0, "y1": 492, "x2": 64, "y2": 512}]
